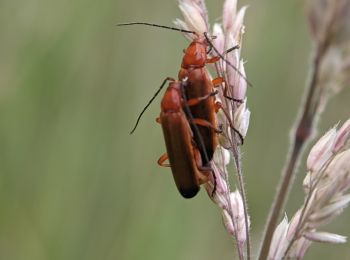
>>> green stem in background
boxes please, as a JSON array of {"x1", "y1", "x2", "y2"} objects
[
  {"x1": 258, "y1": 23, "x2": 337, "y2": 260},
  {"x1": 257, "y1": 1, "x2": 338, "y2": 256},
  {"x1": 258, "y1": 50, "x2": 321, "y2": 260},
  {"x1": 232, "y1": 144, "x2": 251, "y2": 260},
  {"x1": 215, "y1": 60, "x2": 250, "y2": 260}
]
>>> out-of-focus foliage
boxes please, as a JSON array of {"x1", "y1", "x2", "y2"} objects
[{"x1": 0, "y1": 0, "x2": 349, "y2": 259}]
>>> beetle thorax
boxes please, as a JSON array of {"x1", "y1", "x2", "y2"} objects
[
  {"x1": 161, "y1": 83, "x2": 182, "y2": 112},
  {"x1": 181, "y1": 39, "x2": 207, "y2": 69}
]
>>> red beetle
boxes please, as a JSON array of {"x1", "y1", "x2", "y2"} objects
[{"x1": 157, "y1": 79, "x2": 214, "y2": 198}]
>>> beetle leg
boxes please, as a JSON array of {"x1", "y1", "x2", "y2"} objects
[
  {"x1": 208, "y1": 43, "x2": 243, "y2": 103},
  {"x1": 206, "y1": 44, "x2": 212, "y2": 54},
  {"x1": 198, "y1": 165, "x2": 212, "y2": 172},
  {"x1": 185, "y1": 90, "x2": 218, "y2": 107},
  {"x1": 215, "y1": 102, "x2": 244, "y2": 145},
  {"x1": 224, "y1": 91, "x2": 244, "y2": 103},
  {"x1": 222, "y1": 83, "x2": 244, "y2": 103},
  {"x1": 223, "y1": 44, "x2": 240, "y2": 54},
  {"x1": 193, "y1": 148, "x2": 211, "y2": 182},
  {"x1": 206, "y1": 44, "x2": 239, "y2": 63},
  {"x1": 190, "y1": 118, "x2": 222, "y2": 133},
  {"x1": 214, "y1": 101, "x2": 221, "y2": 113},
  {"x1": 155, "y1": 117, "x2": 161, "y2": 124},
  {"x1": 205, "y1": 44, "x2": 239, "y2": 64},
  {"x1": 193, "y1": 149, "x2": 217, "y2": 196},
  {"x1": 157, "y1": 153, "x2": 170, "y2": 167},
  {"x1": 206, "y1": 56, "x2": 220, "y2": 64},
  {"x1": 212, "y1": 77, "x2": 224, "y2": 87},
  {"x1": 212, "y1": 76, "x2": 244, "y2": 103}
]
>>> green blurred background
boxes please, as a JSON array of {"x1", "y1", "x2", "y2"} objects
[{"x1": 0, "y1": 0, "x2": 349, "y2": 259}]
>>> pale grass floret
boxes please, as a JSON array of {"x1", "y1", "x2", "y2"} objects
[
  {"x1": 209, "y1": 147, "x2": 230, "y2": 202},
  {"x1": 212, "y1": 1, "x2": 252, "y2": 258},
  {"x1": 317, "y1": 47, "x2": 350, "y2": 110},
  {"x1": 219, "y1": 1, "x2": 249, "y2": 113},
  {"x1": 176, "y1": 0, "x2": 208, "y2": 35},
  {"x1": 224, "y1": 41, "x2": 244, "y2": 100},
  {"x1": 171, "y1": 0, "x2": 350, "y2": 259},
  {"x1": 225, "y1": 6, "x2": 248, "y2": 44},
  {"x1": 268, "y1": 215, "x2": 289, "y2": 260},
  {"x1": 205, "y1": 147, "x2": 250, "y2": 252},
  {"x1": 234, "y1": 61, "x2": 248, "y2": 100},
  {"x1": 269, "y1": 119, "x2": 350, "y2": 258},
  {"x1": 306, "y1": 0, "x2": 350, "y2": 113},
  {"x1": 175, "y1": 1, "x2": 251, "y2": 257},
  {"x1": 304, "y1": 231, "x2": 347, "y2": 244},
  {"x1": 287, "y1": 237, "x2": 312, "y2": 259},
  {"x1": 222, "y1": 0, "x2": 237, "y2": 30},
  {"x1": 333, "y1": 118, "x2": 350, "y2": 152},
  {"x1": 306, "y1": 127, "x2": 337, "y2": 172},
  {"x1": 222, "y1": 191, "x2": 250, "y2": 248},
  {"x1": 233, "y1": 99, "x2": 250, "y2": 138},
  {"x1": 214, "y1": 0, "x2": 250, "y2": 142},
  {"x1": 307, "y1": 0, "x2": 350, "y2": 46},
  {"x1": 212, "y1": 24, "x2": 225, "y2": 55}
]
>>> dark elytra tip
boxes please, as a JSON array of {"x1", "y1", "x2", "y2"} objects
[{"x1": 179, "y1": 186, "x2": 200, "y2": 199}]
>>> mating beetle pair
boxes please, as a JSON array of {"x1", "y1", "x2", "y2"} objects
[{"x1": 120, "y1": 23, "x2": 245, "y2": 198}]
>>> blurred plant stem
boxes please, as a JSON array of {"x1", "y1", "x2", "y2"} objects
[
  {"x1": 231, "y1": 142, "x2": 250, "y2": 260},
  {"x1": 258, "y1": 2, "x2": 340, "y2": 258}
]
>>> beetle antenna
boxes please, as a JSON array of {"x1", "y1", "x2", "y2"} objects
[
  {"x1": 117, "y1": 22, "x2": 196, "y2": 35},
  {"x1": 130, "y1": 77, "x2": 175, "y2": 134},
  {"x1": 203, "y1": 32, "x2": 253, "y2": 87}
]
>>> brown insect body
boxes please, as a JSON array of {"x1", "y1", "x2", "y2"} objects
[
  {"x1": 178, "y1": 36, "x2": 219, "y2": 165},
  {"x1": 159, "y1": 81, "x2": 210, "y2": 198},
  {"x1": 120, "y1": 22, "x2": 243, "y2": 198},
  {"x1": 181, "y1": 37, "x2": 208, "y2": 69}
]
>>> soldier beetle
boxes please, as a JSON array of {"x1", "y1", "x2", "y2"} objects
[
  {"x1": 178, "y1": 35, "x2": 228, "y2": 165},
  {"x1": 120, "y1": 22, "x2": 248, "y2": 197},
  {"x1": 130, "y1": 76, "x2": 217, "y2": 198},
  {"x1": 178, "y1": 33, "x2": 247, "y2": 163},
  {"x1": 157, "y1": 78, "x2": 217, "y2": 198},
  {"x1": 118, "y1": 22, "x2": 247, "y2": 160}
]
